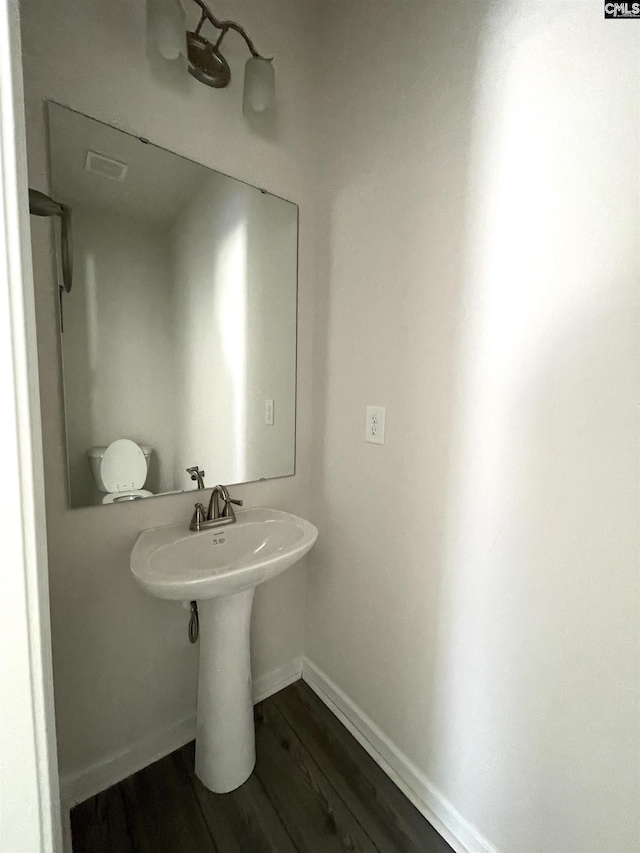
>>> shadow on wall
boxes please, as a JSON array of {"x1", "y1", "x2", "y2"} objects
[
  {"x1": 431, "y1": 4, "x2": 639, "y2": 849},
  {"x1": 308, "y1": 1, "x2": 639, "y2": 851}
]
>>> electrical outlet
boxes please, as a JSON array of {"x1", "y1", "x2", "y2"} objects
[
  {"x1": 365, "y1": 405, "x2": 385, "y2": 444},
  {"x1": 265, "y1": 399, "x2": 274, "y2": 425}
]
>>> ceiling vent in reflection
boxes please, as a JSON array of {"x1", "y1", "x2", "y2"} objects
[{"x1": 84, "y1": 150, "x2": 128, "y2": 182}]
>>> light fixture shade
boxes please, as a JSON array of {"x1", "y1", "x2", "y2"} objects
[
  {"x1": 147, "y1": 0, "x2": 187, "y2": 62},
  {"x1": 243, "y1": 57, "x2": 275, "y2": 116}
]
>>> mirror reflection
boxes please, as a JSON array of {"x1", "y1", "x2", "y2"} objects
[{"x1": 47, "y1": 103, "x2": 298, "y2": 508}]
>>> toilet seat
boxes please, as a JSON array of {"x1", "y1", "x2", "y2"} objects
[
  {"x1": 100, "y1": 439, "x2": 148, "y2": 494},
  {"x1": 102, "y1": 488, "x2": 153, "y2": 504}
]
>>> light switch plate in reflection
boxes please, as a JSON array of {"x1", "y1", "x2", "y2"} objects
[
  {"x1": 365, "y1": 406, "x2": 385, "y2": 444},
  {"x1": 265, "y1": 399, "x2": 274, "y2": 425}
]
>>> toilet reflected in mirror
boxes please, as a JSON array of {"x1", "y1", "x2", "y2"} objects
[{"x1": 88, "y1": 439, "x2": 154, "y2": 504}]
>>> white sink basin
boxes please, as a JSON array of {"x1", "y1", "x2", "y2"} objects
[
  {"x1": 130, "y1": 505, "x2": 317, "y2": 795},
  {"x1": 130, "y1": 507, "x2": 318, "y2": 601}
]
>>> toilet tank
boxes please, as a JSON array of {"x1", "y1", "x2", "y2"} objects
[{"x1": 88, "y1": 444, "x2": 152, "y2": 492}]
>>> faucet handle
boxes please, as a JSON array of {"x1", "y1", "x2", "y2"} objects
[
  {"x1": 190, "y1": 502, "x2": 207, "y2": 531},
  {"x1": 221, "y1": 495, "x2": 243, "y2": 519}
]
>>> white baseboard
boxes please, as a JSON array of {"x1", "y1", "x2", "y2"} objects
[
  {"x1": 59, "y1": 656, "x2": 304, "y2": 820},
  {"x1": 59, "y1": 713, "x2": 197, "y2": 811},
  {"x1": 302, "y1": 658, "x2": 499, "y2": 853},
  {"x1": 61, "y1": 807, "x2": 72, "y2": 853}
]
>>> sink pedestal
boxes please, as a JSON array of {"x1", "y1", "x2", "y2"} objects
[{"x1": 194, "y1": 588, "x2": 256, "y2": 793}]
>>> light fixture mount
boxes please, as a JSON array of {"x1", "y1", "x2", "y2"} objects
[
  {"x1": 186, "y1": 0, "x2": 271, "y2": 89},
  {"x1": 187, "y1": 31, "x2": 231, "y2": 88}
]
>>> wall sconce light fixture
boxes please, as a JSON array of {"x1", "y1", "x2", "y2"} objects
[{"x1": 147, "y1": 0, "x2": 275, "y2": 116}]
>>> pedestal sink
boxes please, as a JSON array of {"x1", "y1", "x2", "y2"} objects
[{"x1": 130, "y1": 506, "x2": 318, "y2": 793}]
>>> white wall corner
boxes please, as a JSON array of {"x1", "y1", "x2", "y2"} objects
[
  {"x1": 252, "y1": 655, "x2": 303, "y2": 704},
  {"x1": 302, "y1": 658, "x2": 499, "y2": 853}
]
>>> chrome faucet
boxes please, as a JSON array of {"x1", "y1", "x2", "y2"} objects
[{"x1": 189, "y1": 484, "x2": 243, "y2": 531}]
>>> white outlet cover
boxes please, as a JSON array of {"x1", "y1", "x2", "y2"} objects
[{"x1": 365, "y1": 405, "x2": 386, "y2": 445}]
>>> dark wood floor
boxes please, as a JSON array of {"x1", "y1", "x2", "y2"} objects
[{"x1": 71, "y1": 679, "x2": 453, "y2": 853}]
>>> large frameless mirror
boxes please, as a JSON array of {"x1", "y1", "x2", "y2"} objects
[{"x1": 46, "y1": 102, "x2": 298, "y2": 508}]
